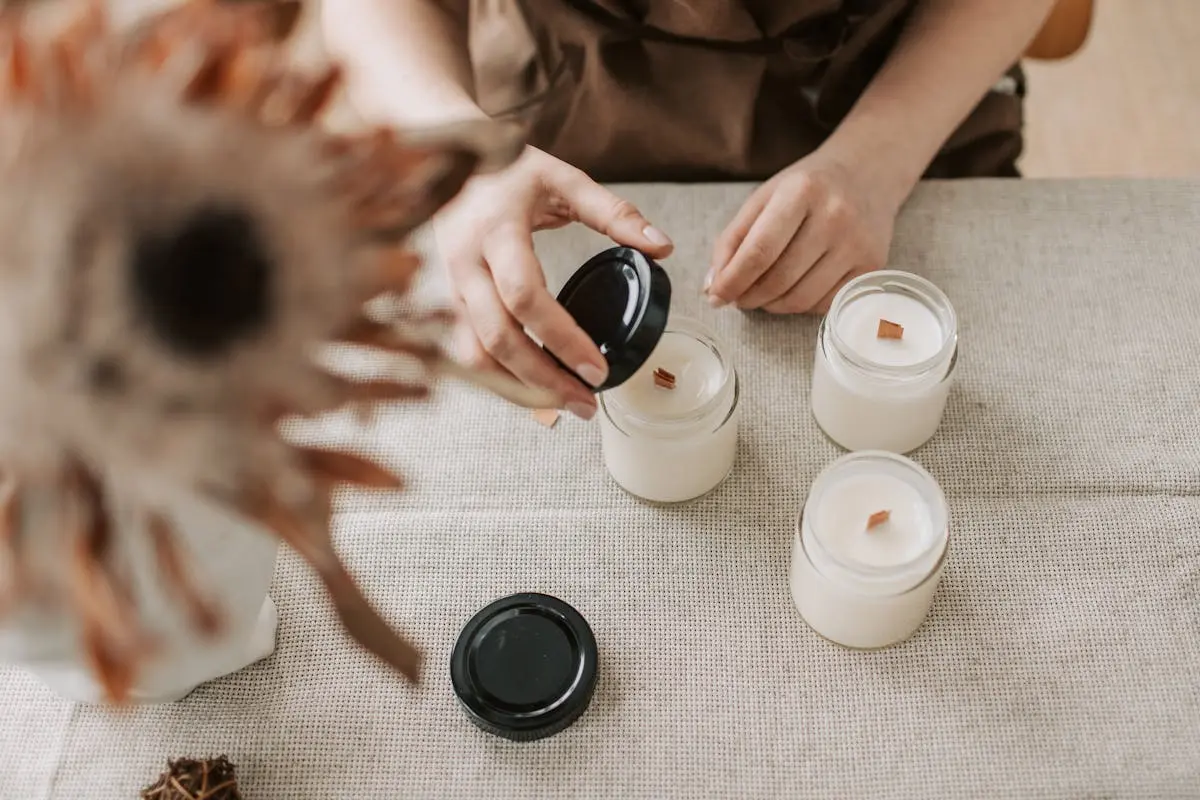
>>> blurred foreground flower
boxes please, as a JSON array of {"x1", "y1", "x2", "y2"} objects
[{"x1": 0, "y1": 0, "x2": 547, "y2": 702}]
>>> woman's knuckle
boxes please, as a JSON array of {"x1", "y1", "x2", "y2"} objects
[
  {"x1": 499, "y1": 279, "x2": 538, "y2": 317},
  {"x1": 479, "y1": 324, "x2": 517, "y2": 359},
  {"x1": 742, "y1": 238, "x2": 773, "y2": 267},
  {"x1": 779, "y1": 182, "x2": 812, "y2": 213},
  {"x1": 609, "y1": 197, "x2": 641, "y2": 223},
  {"x1": 799, "y1": 172, "x2": 831, "y2": 200},
  {"x1": 463, "y1": 347, "x2": 493, "y2": 372},
  {"x1": 786, "y1": 170, "x2": 814, "y2": 193},
  {"x1": 825, "y1": 197, "x2": 856, "y2": 228}
]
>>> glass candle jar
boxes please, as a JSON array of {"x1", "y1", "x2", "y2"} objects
[
  {"x1": 789, "y1": 450, "x2": 949, "y2": 649},
  {"x1": 811, "y1": 270, "x2": 958, "y2": 454},
  {"x1": 598, "y1": 316, "x2": 739, "y2": 504}
]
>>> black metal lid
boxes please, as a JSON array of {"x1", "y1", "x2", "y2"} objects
[
  {"x1": 551, "y1": 246, "x2": 671, "y2": 392},
  {"x1": 451, "y1": 593, "x2": 598, "y2": 742}
]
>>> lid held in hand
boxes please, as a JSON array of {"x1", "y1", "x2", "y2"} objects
[
  {"x1": 451, "y1": 593, "x2": 598, "y2": 742},
  {"x1": 552, "y1": 246, "x2": 671, "y2": 392}
]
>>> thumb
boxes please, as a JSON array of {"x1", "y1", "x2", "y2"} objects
[{"x1": 554, "y1": 168, "x2": 674, "y2": 258}]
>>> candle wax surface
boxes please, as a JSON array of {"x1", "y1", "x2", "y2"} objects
[
  {"x1": 609, "y1": 331, "x2": 723, "y2": 419},
  {"x1": 836, "y1": 291, "x2": 944, "y2": 367},
  {"x1": 812, "y1": 472, "x2": 934, "y2": 569}
]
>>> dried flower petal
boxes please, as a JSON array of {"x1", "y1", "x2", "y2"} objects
[
  {"x1": 284, "y1": 64, "x2": 341, "y2": 125},
  {"x1": 67, "y1": 469, "x2": 144, "y2": 702},
  {"x1": 247, "y1": 491, "x2": 421, "y2": 681},
  {"x1": 329, "y1": 376, "x2": 432, "y2": 405},
  {"x1": 3, "y1": 18, "x2": 36, "y2": 104},
  {"x1": 216, "y1": 48, "x2": 269, "y2": 111},
  {"x1": 0, "y1": 478, "x2": 20, "y2": 611},
  {"x1": 148, "y1": 513, "x2": 221, "y2": 636},
  {"x1": 295, "y1": 446, "x2": 404, "y2": 490},
  {"x1": 433, "y1": 356, "x2": 560, "y2": 409},
  {"x1": 361, "y1": 248, "x2": 423, "y2": 299},
  {"x1": 336, "y1": 317, "x2": 441, "y2": 361}
]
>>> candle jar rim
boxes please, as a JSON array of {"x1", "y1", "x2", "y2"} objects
[
  {"x1": 825, "y1": 270, "x2": 958, "y2": 382},
  {"x1": 601, "y1": 315, "x2": 735, "y2": 431},
  {"x1": 799, "y1": 450, "x2": 949, "y2": 590}
]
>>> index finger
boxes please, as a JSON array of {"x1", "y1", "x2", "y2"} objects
[
  {"x1": 554, "y1": 169, "x2": 675, "y2": 260},
  {"x1": 708, "y1": 192, "x2": 807, "y2": 306},
  {"x1": 483, "y1": 221, "x2": 609, "y2": 388},
  {"x1": 709, "y1": 187, "x2": 768, "y2": 286}
]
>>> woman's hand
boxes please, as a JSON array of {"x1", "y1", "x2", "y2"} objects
[
  {"x1": 705, "y1": 143, "x2": 906, "y2": 315},
  {"x1": 436, "y1": 147, "x2": 674, "y2": 419}
]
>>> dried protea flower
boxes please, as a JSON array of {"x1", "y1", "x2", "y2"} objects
[{"x1": 0, "y1": 0, "x2": 552, "y2": 702}]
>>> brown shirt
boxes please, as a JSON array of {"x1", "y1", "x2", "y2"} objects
[{"x1": 467, "y1": 0, "x2": 1024, "y2": 182}]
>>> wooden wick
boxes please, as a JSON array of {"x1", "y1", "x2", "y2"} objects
[
  {"x1": 652, "y1": 367, "x2": 676, "y2": 390},
  {"x1": 877, "y1": 319, "x2": 904, "y2": 340},
  {"x1": 867, "y1": 510, "x2": 891, "y2": 530}
]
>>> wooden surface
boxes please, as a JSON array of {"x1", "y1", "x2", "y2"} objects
[
  {"x1": 1022, "y1": 0, "x2": 1200, "y2": 177},
  {"x1": 1026, "y1": 0, "x2": 1093, "y2": 60}
]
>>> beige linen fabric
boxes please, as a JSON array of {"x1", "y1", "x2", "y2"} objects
[{"x1": 2, "y1": 179, "x2": 1199, "y2": 799}]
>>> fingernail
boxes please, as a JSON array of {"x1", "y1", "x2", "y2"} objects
[
  {"x1": 575, "y1": 362, "x2": 607, "y2": 388},
  {"x1": 642, "y1": 225, "x2": 672, "y2": 247},
  {"x1": 566, "y1": 401, "x2": 596, "y2": 421},
  {"x1": 703, "y1": 269, "x2": 715, "y2": 292},
  {"x1": 708, "y1": 292, "x2": 729, "y2": 309}
]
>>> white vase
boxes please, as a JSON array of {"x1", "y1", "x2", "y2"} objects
[{"x1": 0, "y1": 483, "x2": 280, "y2": 704}]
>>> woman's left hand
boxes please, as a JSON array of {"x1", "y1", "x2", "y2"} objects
[{"x1": 705, "y1": 144, "x2": 908, "y2": 314}]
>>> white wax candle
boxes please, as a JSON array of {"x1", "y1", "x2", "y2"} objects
[
  {"x1": 607, "y1": 332, "x2": 722, "y2": 420},
  {"x1": 834, "y1": 292, "x2": 944, "y2": 367},
  {"x1": 810, "y1": 473, "x2": 935, "y2": 569},
  {"x1": 811, "y1": 271, "x2": 958, "y2": 454},
  {"x1": 599, "y1": 318, "x2": 739, "y2": 504},
  {"x1": 790, "y1": 451, "x2": 949, "y2": 650}
]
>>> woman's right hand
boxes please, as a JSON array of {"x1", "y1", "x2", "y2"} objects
[{"x1": 436, "y1": 147, "x2": 674, "y2": 420}]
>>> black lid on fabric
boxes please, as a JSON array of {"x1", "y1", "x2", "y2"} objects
[{"x1": 451, "y1": 593, "x2": 598, "y2": 742}]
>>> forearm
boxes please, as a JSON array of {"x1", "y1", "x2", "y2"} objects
[
  {"x1": 321, "y1": 0, "x2": 487, "y2": 127},
  {"x1": 826, "y1": 0, "x2": 1057, "y2": 200}
]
